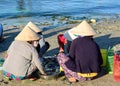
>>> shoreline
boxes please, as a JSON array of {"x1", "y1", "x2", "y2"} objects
[{"x1": 1, "y1": 14, "x2": 120, "y2": 27}]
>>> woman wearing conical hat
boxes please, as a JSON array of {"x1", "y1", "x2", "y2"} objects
[
  {"x1": 26, "y1": 21, "x2": 50, "y2": 56},
  {"x1": 57, "y1": 20, "x2": 103, "y2": 84},
  {"x1": 3, "y1": 26, "x2": 47, "y2": 80}
]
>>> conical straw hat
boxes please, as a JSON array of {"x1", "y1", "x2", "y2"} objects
[
  {"x1": 15, "y1": 26, "x2": 40, "y2": 41},
  {"x1": 26, "y1": 21, "x2": 42, "y2": 33},
  {"x1": 70, "y1": 20, "x2": 96, "y2": 36}
]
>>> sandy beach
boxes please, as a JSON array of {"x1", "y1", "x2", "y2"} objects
[{"x1": 0, "y1": 18, "x2": 120, "y2": 86}]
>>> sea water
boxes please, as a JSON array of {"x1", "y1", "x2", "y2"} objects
[{"x1": 0, "y1": 0, "x2": 120, "y2": 26}]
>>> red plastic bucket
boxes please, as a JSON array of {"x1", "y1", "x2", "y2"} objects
[{"x1": 113, "y1": 53, "x2": 120, "y2": 82}]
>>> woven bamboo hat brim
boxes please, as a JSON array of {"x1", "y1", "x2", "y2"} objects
[
  {"x1": 26, "y1": 21, "x2": 42, "y2": 33},
  {"x1": 15, "y1": 26, "x2": 40, "y2": 41},
  {"x1": 70, "y1": 20, "x2": 96, "y2": 36}
]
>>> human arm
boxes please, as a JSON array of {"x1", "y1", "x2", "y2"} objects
[{"x1": 32, "y1": 49, "x2": 46, "y2": 75}]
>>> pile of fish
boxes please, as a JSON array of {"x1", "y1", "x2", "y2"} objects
[{"x1": 41, "y1": 56, "x2": 60, "y2": 75}]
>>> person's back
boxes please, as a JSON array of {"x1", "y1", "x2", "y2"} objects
[
  {"x1": 3, "y1": 40, "x2": 38, "y2": 76},
  {"x1": 69, "y1": 20, "x2": 103, "y2": 78},
  {"x1": 69, "y1": 36, "x2": 103, "y2": 75}
]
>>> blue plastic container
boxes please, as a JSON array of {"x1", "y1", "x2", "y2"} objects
[{"x1": 0, "y1": 23, "x2": 3, "y2": 37}]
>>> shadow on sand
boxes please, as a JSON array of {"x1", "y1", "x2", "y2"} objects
[
  {"x1": 0, "y1": 28, "x2": 20, "y2": 52},
  {"x1": 94, "y1": 34, "x2": 120, "y2": 49}
]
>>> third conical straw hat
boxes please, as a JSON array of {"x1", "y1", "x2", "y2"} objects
[
  {"x1": 26, "y1": 21, "x2": 42, "y2": 33},
  {"x1": 15, "y1": 26, "x2": 40, "y2": 41},
  {"x1": 70, "y1": 20, "x2": 96, "y2": 36}
]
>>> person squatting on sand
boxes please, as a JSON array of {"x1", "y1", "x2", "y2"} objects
[
  {"x1": 25, "y1": 21, "x2": 50, "y2": 57},
  {"x1": 3, "y1": 26, "x2": 47, "y2": 80},
  {"x1": 57, "y1": 20, "x2": 103, "y2": 84}
]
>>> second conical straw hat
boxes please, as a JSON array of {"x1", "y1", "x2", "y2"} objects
[
  {"x1": 26, "y1": 21, "x2": 42, "y2": 33},
  {"x1": 70, "y1": 20, "x2": 96, "y2": 36}
]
